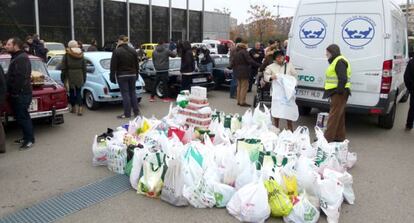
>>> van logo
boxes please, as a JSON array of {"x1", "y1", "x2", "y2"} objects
[
  {"x1": 342, "y1": 16, "x2": 376, "y2": 49},
  {"x1": 299, "y1": 17, "x2": 327, "y2": 48},
  {"x1": 298, "y1": 75, "x2": 316, "y2": 82}
]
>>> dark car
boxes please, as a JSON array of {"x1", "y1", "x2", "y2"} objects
[
  {"x1": 139, "y1": 57, "x2": 215, "y2": 98},
  {"x1": 211, "y1": 54, "x2": 233, "y2": 88}
]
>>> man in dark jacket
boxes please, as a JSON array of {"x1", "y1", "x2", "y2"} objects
[
  {"x1": 110, "y1": 35, "x2": 140, "y2": 119},
  {"x1": 151, "y1": 40, "x2": 176, "y2": 102},
  {"x1": 404, "y1": 57, "x2": 414, "y2": 130},
  {"x1": 323, "y1": 44, "x2": 351, "y2": 142},
  {"x1": 0, "y1": 65, "x2": 6, "y2": 153},
  {"x1": 231, "y1": 42, "x2": 261, "y2": 107},
  {"x1": 249, "y1": 42, "x2": 265, "y2": 92},
  {"x1": 5, "y1": 37, "x2": 35, "y2": 150},
  {"x1": 180, "y1": 41, "x2": 195, "y2": 91}
]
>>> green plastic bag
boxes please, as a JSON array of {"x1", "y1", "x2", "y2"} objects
[
  {"x1": 237, "y1": 139, "x2": 264, "y2": 162},
  {"x1": 264, "y1": 179, "x2": 293, "y2": 217},
  {"x1": 125, "y1": 160, "x2": 133, "y2": 176}
]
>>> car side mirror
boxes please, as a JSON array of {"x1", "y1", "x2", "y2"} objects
[{"x1": 86, "y1": 65, "x2": 95, "y2": 73}]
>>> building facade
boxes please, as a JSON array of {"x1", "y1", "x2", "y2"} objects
[
  {"x1": 400, "y1": 4, "x2": 414, "y2": 35},
  {"x1": 0, "y1": 0, "x2": 229, "y2": 46},
  {"x1": 203, "y1": 11, "x2": 231, "y2": 40}
]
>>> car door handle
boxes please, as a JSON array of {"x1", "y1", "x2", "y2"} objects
[{"x1": 295, "y1": 68, "x2": 304, "y2": 71}]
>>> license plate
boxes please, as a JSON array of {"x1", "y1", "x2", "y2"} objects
[
  {"x1": 192, "y1": 77, "x2": 207, "y2": 83},
  {"x1": 29, "y1": 98, "x2": 38, "y2": 112},
  {"x1": 296, "y1": 88, "x2": 324, "y2": 100}
]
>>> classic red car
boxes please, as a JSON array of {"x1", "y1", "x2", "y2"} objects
[{"x1": 0, "y1": 54, "x2": 69, "y2": 124}]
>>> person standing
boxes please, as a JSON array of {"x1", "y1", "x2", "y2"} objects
[
  {"x1": 180, "y1": 41, "x2": 195, "y2": 91},
  {"x1": 87, "y1": 39, "x2": 98, "y2": 52},
  {"x1": 169, "y1": 39, "x2": 177, "y2": 52},
  {"x1": 33, "y1": 35, "x2": 48, "y2": 62},
  {"x1": 0, "y1": 65, "x2": 6, "y2": 153},
  {"x1": 323, "y1": 44, "x2": 351, "y2": 142},
  {"x1": 231, "y1": 41, "x2": 261, "y2": 107},
  {"x1": 264, "y1": 50, "x2": 298, "y2": 131},
  {"x1": 404, "y1": 57, "x2": 414, "y2": 130},
  {"x1": 150, "y1": 40, "x2": 176, "y2": 102},
  {"x1": 25, "y1": 36, "x2": 35, "y2": 56},
  {"x1": 229, "y1": 37, "x2": 242, "y2": 99},
  {"x1": 5, "y1": 37, "x2": 35, "y2": 150},
  {"x1": 110, "y1": 35, "x2": 140, "y2": 119},
  {"x1": 249, "y1": 42, "x2": 265, "y2": 92},
  {"x1": 197, "y1": 45, "x2": 213, "y2": 73},
  {"x1": 61, "y1": 40, "x2": 86, "y2": 116}
]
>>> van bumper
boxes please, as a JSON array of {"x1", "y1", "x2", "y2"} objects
[{"x1": 296, "y1": 91, "x2": 396, "y2": 115}]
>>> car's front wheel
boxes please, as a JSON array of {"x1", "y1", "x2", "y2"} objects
[{"x1": 84, "y1": 90, "x2": 100, "y2": 110}]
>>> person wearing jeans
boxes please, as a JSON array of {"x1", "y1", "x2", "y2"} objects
[
  {"x1": 404, "y1": 57, "x2": 414, "y2": 130},
  {"x1": 5, "y1": 37, "x2": 35, "y2": 149},
  {"x1": 230, "y1": 74, "x2": 237, "y2": 99},
  {"x1": 118, "y1": 76, "x2": 139, "y2": 118},
  {"x1": 110, "y1": 35, "x2": 140, "y2": 119},
  {"x1": 61, "y1": 40, "x2": 86, "y2": 116}
]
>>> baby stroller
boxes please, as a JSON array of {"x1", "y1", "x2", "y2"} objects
[{"x1": 253, "y1": 72, "x2": 272, "y2": 108}]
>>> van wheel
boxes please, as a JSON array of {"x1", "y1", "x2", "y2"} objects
[
  {"x1": 85, "y1": 90, "x2": 100, "y2": 110},
  {"x1": 378, "y1": 100, "x2": 396, "y2": 129},
  {"x1": 299, "y1": 106, "x2": 312, "y2": 116},
  {"x1": 399, "y1": 91, "x2": 410, "y2": 103}
]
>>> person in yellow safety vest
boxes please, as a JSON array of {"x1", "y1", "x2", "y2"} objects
[{"x1": 323, "y1": 44, "x2": 351, "y2": 143}]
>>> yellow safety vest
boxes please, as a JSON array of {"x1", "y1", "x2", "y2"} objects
[{"x1": 325, "y1": 55, "x2": 352, "y2": 90}]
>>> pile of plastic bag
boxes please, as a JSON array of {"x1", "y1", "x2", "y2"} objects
[{"x1": 92, "y1": 103, "x2": 357, "y2": 223}]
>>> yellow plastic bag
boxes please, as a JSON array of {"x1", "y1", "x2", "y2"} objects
[
  {"x1": 282, "y1": 175, "x2": 298, "y2": 201},
  {"x1": 137, "y1": 119, "x2": 151, "y2": 135},
  {"x1": 264, "y1": 179, "x2": 293, "y2": 217}
]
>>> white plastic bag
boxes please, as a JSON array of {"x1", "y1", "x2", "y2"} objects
[
  {"x1": 182, "y1": 174, "x2": 216, "y2": 208},
  {"x1": 137, "y1": 152, "x2": 168, "y2": 198},
  {"x1": 130, "y1": 147, "x2": 149, "y2": 190},
  {"x1": 241, "y1": 108, "x2": 253, "y2": 128},
  {"x1": 235, "y1": 162, "x2": 257, "y2": 190},
  {"x1": 161, "y1": 159, "x2": 188, "y2": 206},
  {"x1": 107, "y1": 141, "x2": 127, "y2": 174},
  {"x1": 271, "y1": 75, "x2": 299, "y2": 122},
  {"x1": 92, "y1": 135, "x2": 109, "y2": 166},
  {"x1": 318, "y1": 177, "x2": 344, "y2": 223},
  {"x1": 283, "y1": 192, "x2": 320, "y2": 223},
  {"x1": 323, "y1": 169, "x2": 355, "y2": 205},
  {"x1": 294, "y1": 127, "x2": 316, "y2": 159},
  {"x1": 212, "y1": 183, "x2": 236, "y2": 208},
  {"x1": 252, "y1": 103, "x2": 272, "y2": 127},
  {"x1": 227, "y1": 177, "x2": 271, "y2": 223},
  {"x1": 295, "y1": 156, "x2": 320, "y2": 202}
]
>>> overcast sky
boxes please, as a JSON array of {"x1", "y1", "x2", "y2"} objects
[{"x1": 124, "y1": 0, "x2": 407, "y2": 24}]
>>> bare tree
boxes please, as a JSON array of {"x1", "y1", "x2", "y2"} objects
[
  {"x1": 214, "y1": 7, "x2": 231, "y2": 15},
  {"x1": 247, "y1": 4, "x2": 277, "y2": 43}
]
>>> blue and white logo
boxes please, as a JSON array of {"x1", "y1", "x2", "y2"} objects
[
  {"x1": 299, "y1": 17, "x2": 327, "y2": 48},
  {"x1": 342, "y1": 16, "x2": 376, "y2": 49}
]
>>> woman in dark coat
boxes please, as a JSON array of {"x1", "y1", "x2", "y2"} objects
[{"x1": 180, "y1": 41, "x2": 195, "y2": 91}]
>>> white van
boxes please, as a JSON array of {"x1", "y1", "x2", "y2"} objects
[{"x1": 288, "y1": 0, "x2": 409, "y2": 129}]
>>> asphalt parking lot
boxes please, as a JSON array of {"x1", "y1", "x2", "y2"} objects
[{"x1": 1, "y1": 89, "x2": 413, "y2": 223}]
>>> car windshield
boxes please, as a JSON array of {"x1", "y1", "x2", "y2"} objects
[
  {"x1": 0, "y1": 59, "x2": 48, "y2": 76},
  {"x1": 46, "y1": 43, "x2": 65, "y2": 51},
  {"x1": 100, "y1": 59, "x2": 111, "y2": 70},
  {"x1": 214, "y1": 57, "x2": 229, "y2": 67}
]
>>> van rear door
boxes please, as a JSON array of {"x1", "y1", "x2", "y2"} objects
[
  {"x1": 290, "y1": 0, "x2": 338, "y2": 101},
  {"x1": 334, "y1": 0, "x2": 384, "y2": 107}
]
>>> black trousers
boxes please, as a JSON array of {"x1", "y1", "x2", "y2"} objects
[
  {"x1": 10, "y1": 93, "x2": 35, "y2": 143},
  {"x1": 407, "y1": 91, "x2": 414, "y2": 128},
  {"x1": 152, "y1": 71, "x2": 169, "y2": 98}
]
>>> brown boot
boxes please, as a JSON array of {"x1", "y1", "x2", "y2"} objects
[
  {"x1": 77, "y1": 106, "x2": 83, "y2": 116},
  {"x1": 71, "y1": 105, "x2": 77, "y2": 114}
]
